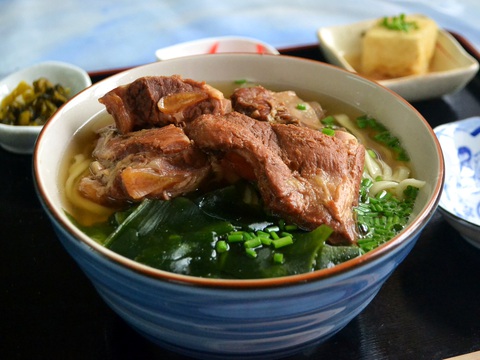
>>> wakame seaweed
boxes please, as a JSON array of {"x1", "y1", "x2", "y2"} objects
[
  {"x1": 70, "y1": 177, "x2": 419, "y2": 279},
  {"x1": 72, "y1": 182, "x2": 363, "y2": 279}
]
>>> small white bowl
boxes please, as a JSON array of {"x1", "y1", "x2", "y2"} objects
[
  {"x1": 0, "y1": 61, "x2": 92, "y2": 154},
  {"x1": 155, "y1": 36, "x2": 279, "y2": 61},
  {"x1": 317, "y1": 17, "x2": 479, "y2": 102},
  {"x1": 434, "y1": 117, "x2": 480, "y2": 248}
]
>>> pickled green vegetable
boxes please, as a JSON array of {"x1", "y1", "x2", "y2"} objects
[{"x1": 0, "y1": 78, "x2": 70, "y2": 126}]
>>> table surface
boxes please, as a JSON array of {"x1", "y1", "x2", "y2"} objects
[
  {"x1": 2, "y1": 2, "x2": 480, "y2": 359},
  {"x1": 2, "y1": 41, "x2": 480, "y2": 359}
]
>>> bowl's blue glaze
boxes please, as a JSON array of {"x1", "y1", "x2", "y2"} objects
[
  {"x1": 48, "y1": 215, "x2": 421, "y2": 359},
  {"x1": 435, "y1": 117, "x2": 480, "y2": 248}
]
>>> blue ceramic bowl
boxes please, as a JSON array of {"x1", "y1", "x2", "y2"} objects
[
  {"x1": 434, "y1": 117, "x2": 480, "y2": 249},
  {"x1": 33, "y1": 54, "x2": 444, "y2": 359}
]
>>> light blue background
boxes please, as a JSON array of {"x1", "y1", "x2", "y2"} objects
[{"x1": 1, "y1": 0, "x2": 479, "y2": 79}]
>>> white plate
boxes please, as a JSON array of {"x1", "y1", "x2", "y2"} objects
[{"x1": 317, "y1": 17, "x2": 479, "y2": 102}]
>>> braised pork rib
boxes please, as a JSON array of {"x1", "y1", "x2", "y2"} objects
[
  {"x1": 81, "y1": 76, "x2": 365, "y2": 243},
  {"x1": 231, "y1": 85, "x2": 325, "y2": 129},
  {"x1": 99, "y1": 75, "x2": 231, "y2": 134},
  {"x1": 186, "y1": 112, "x2": 364, "y2": 244},
  {"x1": 78, "y1": 124, "x2": 211, "y2": 205}
]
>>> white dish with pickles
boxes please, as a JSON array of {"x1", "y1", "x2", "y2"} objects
[
  {"x1": 318, "y1": 14, "x2": 479, "y2": 102},
  {"x1": 0, "y1": 61, "x2": 91, "y2": 154}
]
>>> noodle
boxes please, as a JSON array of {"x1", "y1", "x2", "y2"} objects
[
  {"x1": 364, "y1": 151, "x2": 383, "y2": 179},
  {"x1": 395, "y1": 178, "x2": 426, "y2": 199},
  {"x1": 363, "y1": 152, "x2": 425, "y2": 197},
  {"x1": 336, "y1": 113, "x2": 425, "y2": 199},
  {"x1": 369, "y1": 180, "x2": 401, "y2": 197},
  {"x1": 365, "y1": 153, "x2": 425, "y2": 198},
  {"x1": 334, "y1": 114, "x2": 367, "y2": 143},
  {"x1": 65, "y1": 153, "x2": 114, "y2": 225},
  {"x1": 392, "y1": 165, "x2": 410, "y2": 182}
]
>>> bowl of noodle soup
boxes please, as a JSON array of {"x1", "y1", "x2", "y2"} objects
[{"x1": 33, "y1": 54, "x2": 443, "y2": 359}]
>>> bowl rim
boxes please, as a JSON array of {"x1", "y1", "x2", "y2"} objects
[
  {"x1": 0, "y1": 122, "x2": 42, "y2": 132},
  {"x1": 433, "y1": 115, "x2": 480, "y2": 133},
  {"x1": 155, "y1": 35, "x2": 280, "y2": 61},
  {"x1": 0, "y1": 60, "x2": 92, "y2": 88},
  {"x1": 33, "y1": 53, "x2": 444, "y2": 289},
  {"x1": 438, "y1": 206, "x2": 480, "y2": 229}
]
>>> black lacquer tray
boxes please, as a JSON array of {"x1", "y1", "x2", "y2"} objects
[{"x1": 2, "y1": 34, "x2": 479, "y2": 360}]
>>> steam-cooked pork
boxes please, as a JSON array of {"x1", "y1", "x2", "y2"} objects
[
  {"x1": 231, "y1": 85, "x2": 325, "y2": 129},
  {"x1": 78, "y1": 124, "x2": 210, "y2": 205},
  {"x1": 81, "y1": 76, "x2": 366, "y2": 243},
  {"x1": 99, "y1": 75, "x2": 231, "y2": 134},
  {"x1": 185, "y1": 112, "x2": 365, "y2": 244}
]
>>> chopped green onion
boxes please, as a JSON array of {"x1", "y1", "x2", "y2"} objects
[
  {"x1": 322, "y1": 127, "x2": 335, "y2": 136},
  {"x1": 356, "y1": 115, "x2": 386, "y2": 131},
  {"x1": 227, "y1": 232, "x2": 244, "y2": 242},
  {"x1": 356, "y1": 115, "x2": 409, "y2": 161},
  {"x1": 367, "y1": 149, "x2": 377, "y2": 158},
  {"x1": 245, "y1": 248, "x2": 257, "y2": 258},
  {"x1": 234, "y1": 79, "x2": 248, "y2": 84},
  {"x1": 321, "y1": 115, "x2": 335, "y2": 126},
  {"x1": 215, "y1": 240, "x2": 229, "y2": 253},
  {"x1": 273, "y1": 252, "x2": 284, "y2": 264},
  {"x1": 296, "y1": 103, "x2": 307, "y2": 110},
  {"x1": 355, "y1": 179, "x2": 420, "y2": 252},
  {"x1": 284, "y1": 224, "x2": 298, "y2": 231},
  {"x1": 404, "y1": 185, "x2": 419, "y2": 199},
  {"x1": 376, "y1": 190, "x2": 388, "y2": 199},
  {"x1": 256, "y1": 231, "x2": 270, "y2": 239},
  {"x1": 362, "y1": 178, "x2": 373, "y2": 187},
  {"x1": 244, "y1": 238, "x2": 262, "y2": 249},
  {"x1": 243, "y1": 232, "x2": 254, "y2": 241},
  {"x1": 270, "y1": 231, "x2": 280, "y2": 240},
  {"x1": 272, "y1": 236, "x2": 293, "y2": 249},
  {"x1": 261, "y1": 237, "x2": 272, "y2": 246},
  {"x1": 380, "y1": 13, "x2": 418, "y2": 32}
]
